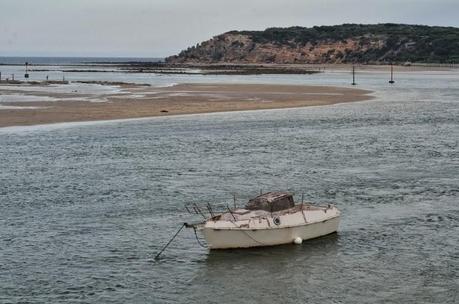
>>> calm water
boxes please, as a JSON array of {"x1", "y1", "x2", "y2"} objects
[
  {"x1": 0, "y1": 70, "x2": 458, "y2": 303},
  {"x1": 0, "y1": 57, "x2": 162, "y2": 65}
]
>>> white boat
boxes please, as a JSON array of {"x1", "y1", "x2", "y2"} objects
[{"x1": 190, "y1": 192, "x2": 340, "y2": 249}]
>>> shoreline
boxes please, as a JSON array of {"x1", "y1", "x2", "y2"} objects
[
  {"x1": 2, "y1": 62, "x2": 457, "y2": 76},
  {"x1": 0, "y1": 101, "x2": 376, "y2": 133},
  {"x1": 0, "y1": 83, "x2": 373, "y2": 128}
]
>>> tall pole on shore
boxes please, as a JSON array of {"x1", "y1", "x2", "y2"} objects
[
  {"x1": 352, "y1": 65, "x2": 356, "y2": 85},
  {"x1": 389, "y1": 63, "x2": 395, "y2": 84}
]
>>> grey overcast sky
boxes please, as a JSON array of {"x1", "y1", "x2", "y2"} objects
[{"x1": 1, "y1": 0, "x2": 458, "y2": 57}]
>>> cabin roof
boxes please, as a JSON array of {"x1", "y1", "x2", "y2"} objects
[
  {"x1": 245, "y1": 192, "x2": 294, "y2": 212},
  {"x1": 253, "y1": 192, "x2": 292, "y2": 202}
]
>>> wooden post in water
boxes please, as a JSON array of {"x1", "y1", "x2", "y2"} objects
[
  {"x1": 24, "y1": 62, "x2": 29, "y2": 79},
  {"x1": 389, "y1": 63, "x2": 395, "y2": 84},
  {"x1": 351, "y1": 65, "x2": 356, "y2": 85}
]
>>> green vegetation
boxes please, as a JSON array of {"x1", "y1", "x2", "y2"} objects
[{"x1": 235, "y1": 24, "x2": 459, "y2": 63}]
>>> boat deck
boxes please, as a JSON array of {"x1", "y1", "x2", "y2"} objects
[{"x1": 215, "y1": 203, "x2": 327, "y2": 221}]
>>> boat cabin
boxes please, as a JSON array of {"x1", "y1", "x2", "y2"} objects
[{"x1": 245, "y1": 192, "x2": 295, "y2": 212}]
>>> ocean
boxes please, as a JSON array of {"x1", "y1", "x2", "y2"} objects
[
  {"x1": 0, "y1": 57, "x2": 163, "y2": 65},
  {"x1": 0, "y1": 58, "x2": 458, "y2": 303}
]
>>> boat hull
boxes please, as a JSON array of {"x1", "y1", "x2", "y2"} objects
[{"x1": 201, "y1": 216, "x2": 340, "y2": 249}]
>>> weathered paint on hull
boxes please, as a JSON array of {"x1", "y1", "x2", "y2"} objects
[{"x1": 201, "y1": 216, "x2": 340, "y2": 249}]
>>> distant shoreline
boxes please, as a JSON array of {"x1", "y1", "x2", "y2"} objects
[
  {"x1": 0, "y1": 83, "x2": 373, "y2": 128},
  {"x1": 1, "y1": 61, "x2": 456, "y2": 77}
]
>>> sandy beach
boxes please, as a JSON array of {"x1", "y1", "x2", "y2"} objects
[{"x1": 0, "y1": 83, "x2": 373, "y2": 127}]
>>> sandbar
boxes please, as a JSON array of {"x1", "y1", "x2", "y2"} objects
[{"x1": 0, "y1": 83, "x2": 373, "y2": 127}]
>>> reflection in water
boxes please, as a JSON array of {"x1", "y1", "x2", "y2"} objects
[{"x1": 189, "y1": 234, "x2": 339, "y2": 303}]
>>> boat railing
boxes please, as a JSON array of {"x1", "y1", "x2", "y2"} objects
[
  {"x1": 184, "y1": 202, "x2": 230, "y2": 219},
  {"x1": 184, "y1": 200, "x2": 333, "y2": 223}
]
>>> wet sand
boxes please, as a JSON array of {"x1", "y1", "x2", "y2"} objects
[{"x1": 0, "y1": 83, "x2": 373, "y2": 127}]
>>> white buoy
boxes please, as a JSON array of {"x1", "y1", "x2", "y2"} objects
[{"x1": 293, "y1": 237, "x2": 303, "y2": 245}]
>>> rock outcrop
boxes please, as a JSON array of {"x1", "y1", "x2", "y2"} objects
[{"x1": 166, "y1": 24, "x2": 459, "y2": 64}]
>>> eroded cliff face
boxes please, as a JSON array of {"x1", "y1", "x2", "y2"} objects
[
  {"x1": 166, "y1": 24, "x2": 459, "y2": 64},
  {"x1": 167, "y1": 33, "x2": 389, "y2": 64}
]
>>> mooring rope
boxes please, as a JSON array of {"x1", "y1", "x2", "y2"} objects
[
  {"x1": 192, "y1": 226, "x2": 208, "y2": 248},
  {"x1": 154, "y1": 223, "x2": 186, "y2": 260},
  {"x1": 229, "y1": 218, "x2": 269, "y2": 246}
]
